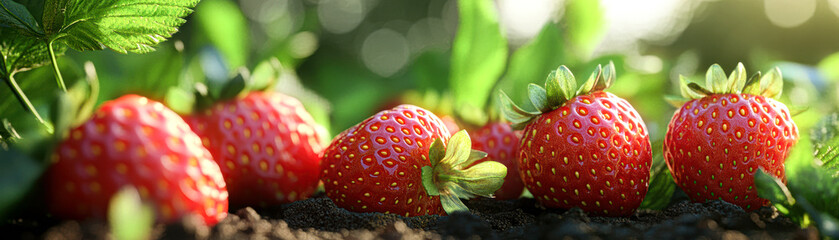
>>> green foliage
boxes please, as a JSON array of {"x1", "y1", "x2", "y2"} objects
[
  {"x1": 108, "y1": 187, "x2": 155, "y2": 240},
  {"x1": 811, "y1": 113, "x2": 839, "y2": 174},
  {"x1": 563, "y1": 0, "x2": 604, "y2": 58},
  {"x1": 0, "y1": 0, "x2": 43, "y2": 35},
  {"x1": 53, "y1": 0, "x2": 200, "y2": 53},
  {"x1": 449, "y1": 0, "x2": 507, "y2": 112},
  {"x1": 639, "y1": 153, "x2": 676, "y2": 210},
  {"x1": 0, "y1": 147, "x2": 44, "y2": 220},
  {"x1": 500, "y1": 22, "x2": 565, "y2": 108},
  {"x1": 1, "y1": 28, "x2": 64, "y2": 74}
]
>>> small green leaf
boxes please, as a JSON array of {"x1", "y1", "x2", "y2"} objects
[
  {"x1": 428, "y1": 138, "x2": 445, "y2": 168},
  {"x1": 421, "y1": 166, "x2": 439, "y2": 196},
  {"x1": 755, "y1": 169, "x2": 795, "y2": 208},
  {"x1": 450, "y1": 0, "x2": 508, "y2": 111},
  {"x1": 544, "y1": 70, "x2": 563, "y2": 108},
  {"x1": 217, "y1": 69, "x2": 247, "y2": 101},
  {"x1": 50, "y1": 89, "x2": 77, "y2": 141},
  {"x1": 639, "y1": 154, "x2": 676, "y2": 210},
  {"x1": 556, "y1": 65, "x2": 578, "y2": 102},
  {"x1": 705, "y1": 64, "x2": 727, "y2": 94},
  {"x1": 687, "y1": 82, "x2": 712, "y2": 96},
  {"x1": 597, "y1": 61, "x2": 615, "y2": 91},
  {"x1": 811, "y1": 113, "x2": 839, "y2": 173},
  {"x1": 109, "y1": 187, "x2": 154, "y2": 240},
  {"x1": 249, "y1": 58, "x2": 282, "y2": 92},
  {"x1": 0, "y1": 147, "x2": 44, "y2": 220},
  {"x1": 575, "y1": 64, "x2": 600, "y2": 96},
  {"x1": 0, "y1": 119, "x2": 21, "y2": 146},
  {"x1": 528, "y1": 83, "x2": 549, "y2": 113},
  {"x1": 56, "y1": 0, "x2": 200, "y2": 53},
  {"x1": 742, "y1": 71, "x2": 763, "y2": 95},
  {"x1": 164, "y1": 87, "x2": 195, "y2": 115},
  {"x1": 761, "y1": 67, "x2": 783, "y2": 99},
  {"x1": 439, "y1": 190, "x2": 468, "y2": 213},
  {"x1": 461, "y1": 149, "x2": 488, "y2": 168},
  {"x1": 0, "y1": 0, "x2": 43, "y2": 35},
  {"x1": 727, "y1": 62, "x2": 746, "y2": 93},
  {"x1": 451, "y1": 161, "x2": 506, "y2": 197},
  {"x1": 498, "y1": 91, "x2": 539, "y2": 129},
  {"x1": 679, "y1": 75, "x2": 705, "y2": 99},
  {"x1": 438, "y1": 130, "x2": 471, "y2": 167}
]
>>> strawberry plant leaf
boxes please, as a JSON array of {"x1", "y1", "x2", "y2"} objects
[
  {"x1": 502, "y1": 22, "x2": 564, "y2": 108},
  {"x1": 755, "y1": 169, "x2": 795, "y2": 213},
  {"x1": 450, "y1": 0, "x2": 507, "y2": 111},
  {"x1": 742, "y1": 71, "x2": 762, "y2": 95},
  {"x1": 663, "y1": 95, "x2": 689, "y2": 108},
  {"x1": 727, "y1": 62, "x2": 746, "y2": 93},
  {"x1": 42, "y1": 0, "x2": 68, "y2": 35},
  {"x1": 0, "y1": 147, "x2": 44, "y2": 220},
  {"x1": 0, "y1": 0, "x2": 43, "y2": 36},
  {"x1": 811, "y1": 113, "x2": 839, "y2": 174},
  {"x1": 1, "y1": 28, "x2": 64, "y2": 74},
  {"x1": 53, "y1": 0, "x2": 200, "y2": 53},
  {"x1": 761, "y1": 67, "x2": 783, "y2": 99},
  {"x1": 639, "y1": 154, "x2": 676, "y2": 210},
  {"x1": 678, "y1": 75, "x2": 704, "y2": 99},
  {"x1": 576, "y1": 64, "x2": 601, "y2": 96},
  {"x1": 705, "y1": 64, "x2": 727, "y2": 94},
  {"x1": 498, "y1": 91, "x2": 539, "y2": 129},
  {"x1": 555, "y1": 65, "x2": 577, "y2": 102},
  {"x1": 597, "y1": 61, "x2": 615, "y2": 91},
  {"x1": 528, "y1": 83, "x2": 549, "y2": 113}
]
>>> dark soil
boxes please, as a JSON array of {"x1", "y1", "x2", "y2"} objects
[{"x1": 3, "y1": 195, "x2": 819, "y2": 239}]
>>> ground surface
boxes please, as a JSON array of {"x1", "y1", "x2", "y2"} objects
[{"x1": 3, "y1": 195, "x2": 819, "y2": 239}]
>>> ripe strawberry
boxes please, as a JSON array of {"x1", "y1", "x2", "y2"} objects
[
  {"x1": 664, "y1": 63, "x2": 799, "y2": 211},
  {"x1": 470, "y1": 122, "x2": 523, "y2": 200},
  {"x1": 47, "y1": 95, "x2": 228, "y2": 225},
  {"x1": 500, "y1": 63, "x2": 652, "y2": 216},
  {"x1": 187, "y1": 92, "x2": 324, "y2": 207},
  {"x1": 321, "y1": 105, "x2": 507, "y2": 216}
]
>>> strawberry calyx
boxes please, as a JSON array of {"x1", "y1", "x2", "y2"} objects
[
  {"x1": 665, "y1": 62, "x2": 783, "y2": 107},
  {"x1": 499, "y1": 62, "x2": 616, "y2": 129},
  {"x1": 421, "y1": 130, "x2": 507, "y2": 214}
]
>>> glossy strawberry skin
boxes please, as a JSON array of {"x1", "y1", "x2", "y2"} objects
[
  {"x1": 519, "y1": 91, "x2": 652, "y2": 216},
  {"x1": 47, "y1": 95, "x2": 228, "y2": 225},
  {"x1": 471, "y1": 122, "x2": 523, "y2": 200},
  {"x1": 664, "y1": 94, "x2": 798, "y2": 211},
  {"x1": 321, "y1": 105, "x2": 451, "y2": 216},
  {"x1": 188, "y1": 92, "x2": 324, "y2": 207}
]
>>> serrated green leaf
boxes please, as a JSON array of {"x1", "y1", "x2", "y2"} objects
[
  {"x1": 56, "y1": 0, "x2": 200, "y2": 53},
  {"x1": 450, "y1": 0, "x2": 507, "y2": 111},
  {"x1": 42, "y1": 0, "x2": 68, "y2": 35},
  {"x1": 1, "y1": 28, "x2": 64, "y2": 74},
  {"x1": 109, "y1": 187, "x2": 154, "y2": 240},
  {"x1": 564, "y1": 0, "x2": 604, "y2": 58},
  {"x1": 0, "y1": 0, "x2": 43, "y2": 36},
  {"x1": 0, "y1": 147, "x2": 44, "y2": 220},
  {"x1": 556, "y1": 65, "x2": 577, "y2": 101},
  {"x1": 639, "y1": 154, "x2": 676, "y2": 210},
  {"x1": 811, "y1": 113, "x2": 839, "y2": 174},
  {"x1": 761, "y1": 67, "x2": 783, "y2": 99},
  {"x1": 501, "y1": 21, "x2": 564, "y2": 110},
  {"x1": 727, "y1": 62, "x2": 746, "y2": 93},
  {"x1": 575, "y1": 64, "x2": 600, "y2": 96},
  {"x1": 742, "y1": 71, "x2": 762, "y2": 95},
  {"x1": 193, "y1": 0, "x2": 248, "y2": 69},
  {"x1": 528, "y1": 83, "x2": 549, "y2": 113},
  {"x1": 705, "y1": 64, "x2": 727, "y2": 94}
]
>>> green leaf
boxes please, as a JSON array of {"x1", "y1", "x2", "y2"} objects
[
  {"x1": 502, "y1": 22, "x2": 564, "y2": 108},
  {"x1": 596, "y1": 61, "x2": 615, "y2": 91},
  {"x1": 742, "y1": 71, "x2": 763, "y2": 95},
  {"x1": 755, "y1": 169, "x2": 795, "y2": 209},
  {"x1": 639, "y1": 154, "x2": 676, "y2": 210},
  {"x1": 217, "y1": 70, "x2": 246, "y2": 101},
  {"x1": 193, "y1": 0, "x2": 249, "y2": 69},
  {"x1": 528, "y1": 83, "x2": 549, "y2": 113},
  {"x1": 727, "y1": 62, "x2": 746, "y2": 93},
  {"x1": 556, "y1": 65, "x2": 577, "y2": 102},
  {"x1": 760, "y1": 67, "x2": 783, "y2": 99},
  {"x1": 0, "y1": 0, "x2": 43, "y2": 35},
  {"x1": 438, "y1": 130, "x2": 471, "y2": 167},
  {"x1": 42, "y1": 0, "x2": 67, "y2": 35},
  {"x1": 439, "y1": 190, "x2": 468, "y2": 213},
  {"x1": 498, "y1": 91, "x2": 539, "y2": 129},
  {"x1": 575, "y1": 64, "x2": 601, "y2": 96},
  {"x1": 422, "y1": 166, "x2": 439, "y2": 196},
  {"x1": 1, "y1": 28, "x2": 64, "y2": 74},
  {"x1": 249, "y1": 58, "x2": 282, "y2": 92},
  {"x1": 56, "y1": 0, "x2": 199, "y2": 53},
  {"x1": 450, "y1": 0, "x2": 508, "y2": 111},
  {"x1": 0, "y1": 147, "x2": 44, "y2": 220},
  {"x1": 164, "y1": 87, "x2": 193, "y2": 115},
  {"x1": 428, "y1": 138, "x2": 445, "y2": 168},
  {"x1": 564, "y1": 0, "x2": 604, "y2": 58},
  {"x1": 705, "y1": 64, "x2": 727, "y2": 94},
  {"x1": 109, "y1": 187, "x2": 154, "y2": 240},
  {"x1": 687, "y1": 82, "x2": 712, "y2": 96},
  {"x1": 679, "y1": 75, "x2": 704, "y2": 99},
  {"x1": 451, "y1": 160, "x2": 506, "y2": 197},
  {"x1": 811, "y1": 113, "x2": 839, "y2": 174}
]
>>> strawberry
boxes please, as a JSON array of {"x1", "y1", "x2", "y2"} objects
[
  {"x1": 663, "y1": 63, "x2": 799, "y2": 211},
  {"x1": 500, "y1": 63, "x2": 652, "y2": 216},
  {"x1": 47, "y1": 95, "x2": 228, "y2": 225},
  {"x1": 470, "y1": 122, "x2": 523, "y2": 200},
  {"x1": 320, "y1": 105, "x2": 507, "y2": 216},
  {"x1": 187, "y1": 92, "x2": 324, "y2": 207}
]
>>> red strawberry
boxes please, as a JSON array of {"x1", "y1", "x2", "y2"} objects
[
  {"x1": 187, "y1": 92, "x2": 324, "y2": 207},
  {"x1": 664, "y1": 63, "x2": 799, "y2": 211},
  {"x1": 321, "y1": 105, "x2": 507, "y2": 216},
  {"x1": 47, "y1": 95, "x2": 228, "y2": 225},
  {"x1": 500, "y1": 63, "x2": 652, "y2": 216},
  {"x1": 470, "y1": 122, "x2": 523, "y2": 200}
]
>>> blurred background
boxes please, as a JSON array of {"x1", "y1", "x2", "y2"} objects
[{"x1": 4, "y1": 0, "x2": 839, "y2": 145}]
